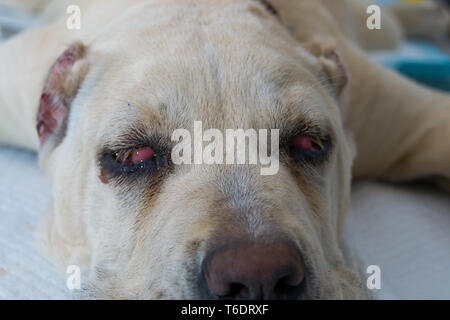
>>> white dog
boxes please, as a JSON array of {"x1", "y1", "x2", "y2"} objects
[{"x1": 0, "y1": 0, "x2": 449, "y2": 299}]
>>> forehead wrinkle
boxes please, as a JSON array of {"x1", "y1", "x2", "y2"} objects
[
  {"x1": 282, "y1": 107, "x2": 331, "y2": 141},
  {"x1": 97, "y1": 102, "x2": 172, "y2": 150},
  {"x1": 235, "y1": 75, "x2": 330, "y2": 137},
  {"x1": 219, "y1": 49, "x2": 322, "y2": 130},
  {"x1": 277, "y1": 80, "x2": 334, "y2": 134},
  {"x1": 202, "y1": 41, "x2": 225, "y2": 127},
  {"x1": 137, "y1": 40, "x2": 227, "y2": 131}
]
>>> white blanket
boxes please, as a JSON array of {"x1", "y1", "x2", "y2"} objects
[
  {"x1": 344, "y1": 181, "x2": 450, "y2": 299},
  {"x1": 0, "y1": 147, "x2": 68, "y2": 299},
  {"x1": 0, "y1": 146, "x2": 449, "y2": 299}
]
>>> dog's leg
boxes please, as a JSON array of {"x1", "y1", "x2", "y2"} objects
[
  {"x1": 339, "y1": 43, "x2": 450, "y2": 184},
  {"x1": 0, "y1": 25, "x2": 70, "y2": 151}
]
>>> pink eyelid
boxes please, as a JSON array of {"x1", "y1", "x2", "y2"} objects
[
  {"x1": 131, "y1": 147, "x2": 155, "y2": 164},
  {"x1": 116, "y1": 147, "x2": 155, "y2": 165},
  {"x1": 291, "y1": 136, "x2": 322, "y2": 151}
]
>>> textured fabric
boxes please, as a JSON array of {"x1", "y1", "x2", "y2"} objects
[
  {"x1": 0, "y1": 147, "x2": 449, "y2": 299},
  {"x1": 0, "y1": 147, "x2": 69, "y2": 299},
  {"x1": 345, "y1": 181, "x2": 450, "y2": 299}
]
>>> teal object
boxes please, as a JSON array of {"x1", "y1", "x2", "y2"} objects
[
  {"x1": 370, "y1": 41, "x2": 450, "y2": 92},
  {"x1": 397, "y1": 61, "x2": 450, "y2": 91},
  {"x1": 372, "y1": 0, "x2": 399, "y2": 4}
]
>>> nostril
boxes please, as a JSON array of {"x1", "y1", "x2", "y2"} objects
[
  {"x1": 201, "y1": 241, "x2": 305, "y2": 300},
  {"x1": 274, "y1": 274, "x2": 305, "y2": 299},
  {"x1": 222, "y1": 283, "x2": 247, "y2": 299}
]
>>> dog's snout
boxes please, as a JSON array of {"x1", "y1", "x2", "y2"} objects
[{"x1": 202, "y1": 242, "x2": 305, "y2": 300}]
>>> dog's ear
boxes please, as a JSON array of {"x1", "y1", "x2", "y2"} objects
[
  {"x1": 303, "y1": 39, "x2": 348, "y2": 96},
  {"x1": 37, "y1": 42, "x2": 89, "y2": 148}
]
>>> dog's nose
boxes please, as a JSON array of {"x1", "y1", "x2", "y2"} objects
[{"x1": 202, "y1": 242, "x2": 305, "y2": 299}]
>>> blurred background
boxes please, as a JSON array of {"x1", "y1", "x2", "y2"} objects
[
  {"x1": 371, "y1": 0, "x2": 450, "y2": 91},
  {"x1": 0, "y1": 3, "x2": 39, "y2": 38}
]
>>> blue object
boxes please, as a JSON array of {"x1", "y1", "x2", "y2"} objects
[
  {"x1": 370, "y1": 41, "x2": 450, "y2": 91},
  {"x1": 372, "y1": 0, "x2": 400, "y2": 5}
]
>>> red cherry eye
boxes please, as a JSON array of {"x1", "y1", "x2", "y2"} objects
[
  {"x1": 131, "y1": 147, "x2": 155, "y2": 163},
  {"x1": 291, "y1": 136, "x2": 323, "y2": 151},
  {"x1": 116, "y1": 147, "x2": 155, "y2": 166}
]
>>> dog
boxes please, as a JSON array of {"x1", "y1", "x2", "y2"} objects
[{"x1": 0, "y1": 0, "x2": 449, "y2": 299}]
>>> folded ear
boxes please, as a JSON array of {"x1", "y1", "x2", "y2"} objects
[
  {"x1": 304, "y1": 38, "x2": 348, "y2": 96},
  {"x1": 37, "y1": 42, "x2": 89, "y2": 147}
]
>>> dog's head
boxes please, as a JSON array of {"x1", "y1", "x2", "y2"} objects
[{"x1": 36, "y1": 0, "x2": 364, "y2": 299}]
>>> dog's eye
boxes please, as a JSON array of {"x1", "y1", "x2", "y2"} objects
[
  {"x1": 99, "y1": 145, "x2": 168, "y2": 183},
  {"x1": 288, "y1": 135, "x2": 330, "y2": 165}
]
